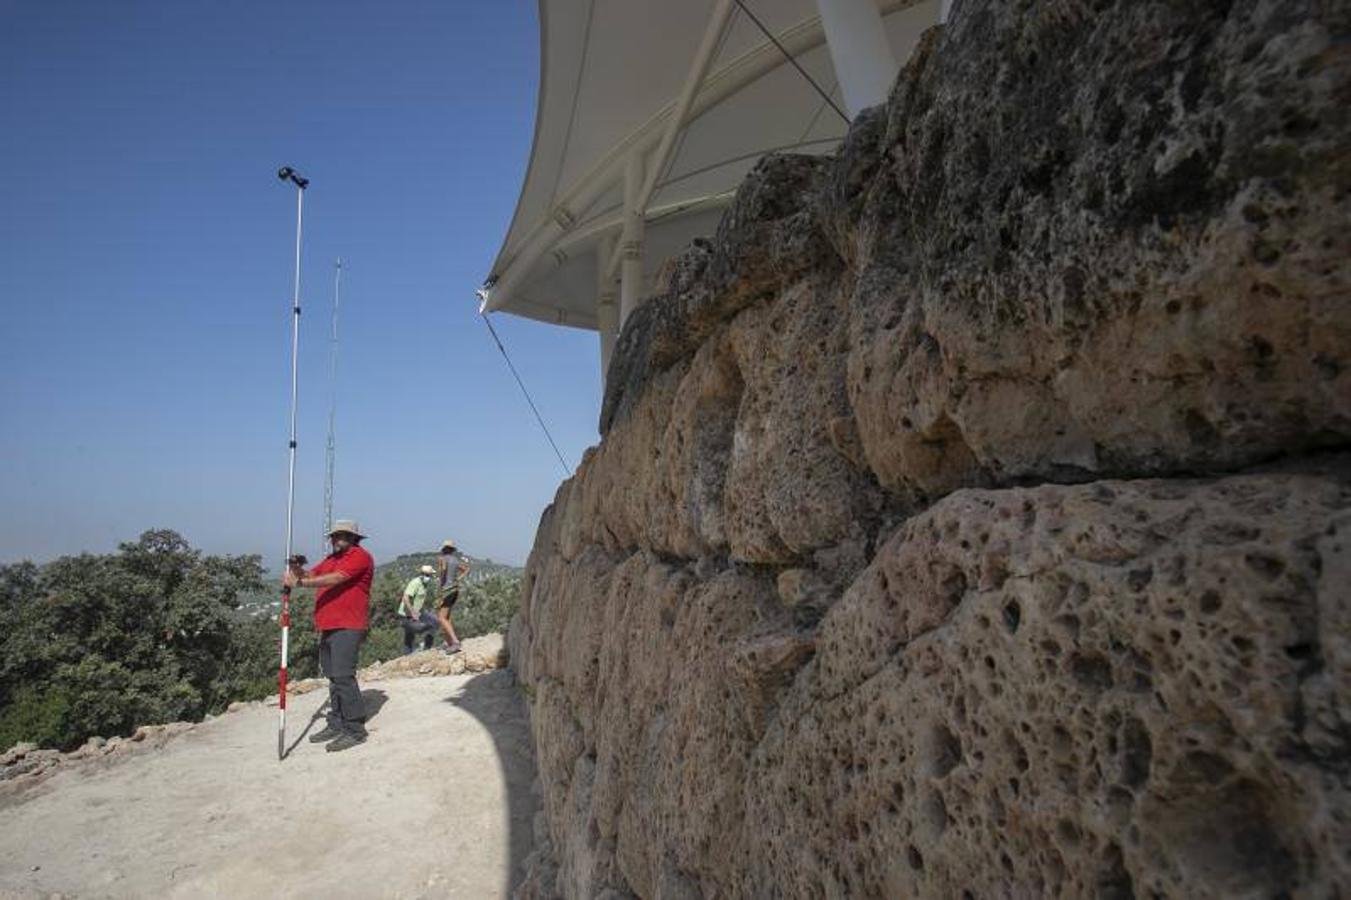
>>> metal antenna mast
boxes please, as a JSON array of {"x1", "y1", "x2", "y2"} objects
[{"x1": 322, "y1": 258, "x2": 342, "y2": 547}]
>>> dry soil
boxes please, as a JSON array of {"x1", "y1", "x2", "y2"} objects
[{"x1": 0, "y1": 668, "x2": 538, "y2": 899}]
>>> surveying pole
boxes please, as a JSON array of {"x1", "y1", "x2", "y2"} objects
[{"x1": 276, "y1": 164, "x2": 308, "y2": 761}]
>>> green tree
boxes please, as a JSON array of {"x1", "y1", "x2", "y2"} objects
[
  {"x1": 0, "y1": 561, "x2": 39, "y2": 614},
  {"x1": 0, "y1": 533, "x2": 523, "y2": 751},
  {"x1": 0, "y1": 530, "x2": 265, "y2": 750},
  {"x1": 453, "y1": 572, "x2": 521, "y2": 638}
]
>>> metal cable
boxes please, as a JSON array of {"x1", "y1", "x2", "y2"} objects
[
  {"x1": 487, "y1": 2, "x2": 851, "y2": 486},
  {"x1": 732, "y1": 0, "x2": 850, "y2": 125},
  {"x1": 795, "y1": 76, "x2": 842, "y2": 147},
  {"x1": 479, "y1": 311, "x2": 574, "y2": 477}
]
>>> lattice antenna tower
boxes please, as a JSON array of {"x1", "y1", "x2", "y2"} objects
[{"x1": 322, "y1": 258, "x2": 342, "y2": 549}]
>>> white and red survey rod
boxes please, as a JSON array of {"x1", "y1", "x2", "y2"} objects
[
  {"x1": 277, "y1": 165, "x2": 309, "y2": 760},
  {"x1": 278, "y1": 585, "x2": 291, "y2": 760}
]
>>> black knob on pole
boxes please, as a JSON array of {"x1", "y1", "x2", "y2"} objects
[{"x1": 277, "y1": 166, "x2": 309, "y2": 189}]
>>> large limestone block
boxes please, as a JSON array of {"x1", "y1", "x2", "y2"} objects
[
  {"x1": 580, "y1": 155, "x2": 879, "y2": 565},
  {"x1": 582, "y1": 349, "x2": 729, "y2": 560},
  {"x1": 574, "y1": 278, "x2": 884, "y2": 564},
  {"x1": 601, "y1": 154, "x2": 837, "y2": 435},
  {"x1": 519, "y1": 462, "x2": 1349, "y2": 898},
  {"x1": 721, "y1": 284, "x2": 883, "y2": 564},
  {"x1": 842, "y1": 0, "x2": 1350, "y2": 499},
  {"x1": 749, "y1": 462, "x2": 1350, "y2": 898}
]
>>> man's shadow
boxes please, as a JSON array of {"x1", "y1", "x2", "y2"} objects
[
  {"x1": 282, "y1": 689, "x2": 388, "y2": 759},
  {"x1": 362, "y1": 688, "x2": 389, "y2": 723}
]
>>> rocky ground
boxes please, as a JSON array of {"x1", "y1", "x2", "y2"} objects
[
  {"x1": 511, "y1": 1, "x2": 1350, "y2": 897},
  {"x1": 0, "y1": 635, "x2": 537, "y2": 899}
]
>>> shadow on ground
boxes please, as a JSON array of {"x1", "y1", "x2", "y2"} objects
[
  {"x1": 362, "y1": 688, "x2": 389, "y2": 724},
  {"x1": 445, "y1": 669, "x2": 539, "y2": 896},
  {"x1": 282, "y1": 689, "x2": 388, "y2": 760}
]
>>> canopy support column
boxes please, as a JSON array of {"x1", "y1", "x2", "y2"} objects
[
  {"x1": 814, "y1": 0, "x2": 898, "y2": 116},
  {"x1": 597, "y1": 234, "x2": 619, "y2": 382},
  {"x1": 619, "y1": 154, "x2": 646, "y2": 328}
]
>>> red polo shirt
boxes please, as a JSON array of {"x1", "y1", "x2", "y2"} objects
[{"x1": 310, "y1": 544, "x2": 374, "y2": 631}]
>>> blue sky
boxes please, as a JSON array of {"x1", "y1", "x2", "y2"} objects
[{"x1": 0, "y1": 2, "x2": 602, "y2": 568}]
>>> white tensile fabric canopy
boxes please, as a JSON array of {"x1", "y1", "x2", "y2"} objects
[{"x1": 482, "y1": 0, "x2": 943, "y2": 337}]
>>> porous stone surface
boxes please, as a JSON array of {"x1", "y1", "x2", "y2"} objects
[
  {"x1": 754, "y1": 467, "x2": 1349, "y2": 899},
  {"x1": 517, "y1": 464, "x2": 1350, "y2": 898},
  {"x1": 512, "y1": 1, "x2": 1350, "y2": 897},
  {"x1": 836, "y1": 0, "x2": 1351, "y2": 505}
]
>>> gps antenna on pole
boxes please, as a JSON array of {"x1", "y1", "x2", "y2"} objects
[{"x1": 277, "y1": 164, "x2": 308, "y2": 761}]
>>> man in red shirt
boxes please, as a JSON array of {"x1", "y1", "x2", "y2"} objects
[{"x1": 284, "y1": 518, "x2": 375, "y2": 753}]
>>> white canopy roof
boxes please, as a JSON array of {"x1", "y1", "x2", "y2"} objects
[{"x1": 483, "y1": 0, "x2": 942, "y2": 330}]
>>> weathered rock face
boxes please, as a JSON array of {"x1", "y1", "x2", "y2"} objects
[{"x1": 511, "y1": 1, "x2": 1351, "y2": 897}]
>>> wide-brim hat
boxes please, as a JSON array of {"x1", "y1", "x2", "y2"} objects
[
  {"x1": 328, "y1": 519, "x2": 368, "y2": 539},
  {"x1": 419, "y1": 564, "x2": 436, "y2": 576},
  {"x1": 440, "y1": 538, "x2": 457, "y2": 551}
]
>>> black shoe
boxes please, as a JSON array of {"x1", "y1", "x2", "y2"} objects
[
  {"x1": 308, "y1": 725, "x2": 343, "y2": 743},
  {"x1": 325, "y1": 732, "x2": 367, "y2": 753}
]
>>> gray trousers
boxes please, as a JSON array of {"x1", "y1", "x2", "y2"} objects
[
  {"x1": 319, "y1": 628, "x2": 367, "y2": 737},
  {"x1": 399, "y1": 611, "x2": 438, "y2": 653}
]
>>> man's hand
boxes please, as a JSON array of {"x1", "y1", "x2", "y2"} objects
[{"x1": 284, "y1": 554, "x2": 310, "y2": 587}]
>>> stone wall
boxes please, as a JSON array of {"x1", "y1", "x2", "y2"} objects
[{"x1": 511, "y1": 1, "x2": 1350, "y2": 897}]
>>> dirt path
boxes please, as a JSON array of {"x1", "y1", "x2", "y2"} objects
[{"x1": 0, "y1": 668, "x2": 539, "y2": 899}]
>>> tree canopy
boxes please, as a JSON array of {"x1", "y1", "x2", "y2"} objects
[
  {"x1": 0, "y1": 530, "x2": 266, "y2": 750},
  {"x1": 0, "y1": 530, "x2": 521, "y2": 751}
]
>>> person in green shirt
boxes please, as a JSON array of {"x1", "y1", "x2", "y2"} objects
[{"x1": 398, "y1": 565, "x2": 439, "y2": 655}]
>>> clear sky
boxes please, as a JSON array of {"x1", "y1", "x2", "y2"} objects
[{"x1": 0, "y1": 1, "x2": 602, "y2": 569}]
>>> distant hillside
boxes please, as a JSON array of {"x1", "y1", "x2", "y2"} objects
[{"x1": 377, "y1": 551, "x2": 522, "y2": 585}]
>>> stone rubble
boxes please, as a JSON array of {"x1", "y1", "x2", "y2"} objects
[
  {"x1": 0, "y1": 723, "x2": 197, "y2": 799},
  {"x1": 360, "y1": 632, "x2": 509, "y2": 681}
]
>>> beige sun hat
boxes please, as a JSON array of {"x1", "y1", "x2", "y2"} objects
[
  {"x1": 440, "y1": 538, "x2": 457, "y2": 551},
  {"x1": 327, "y1": 519, "x2": 367, "y2": 539},
  {"x1": 419, "y1": 564, "x2": 436, "y2": 576}
]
